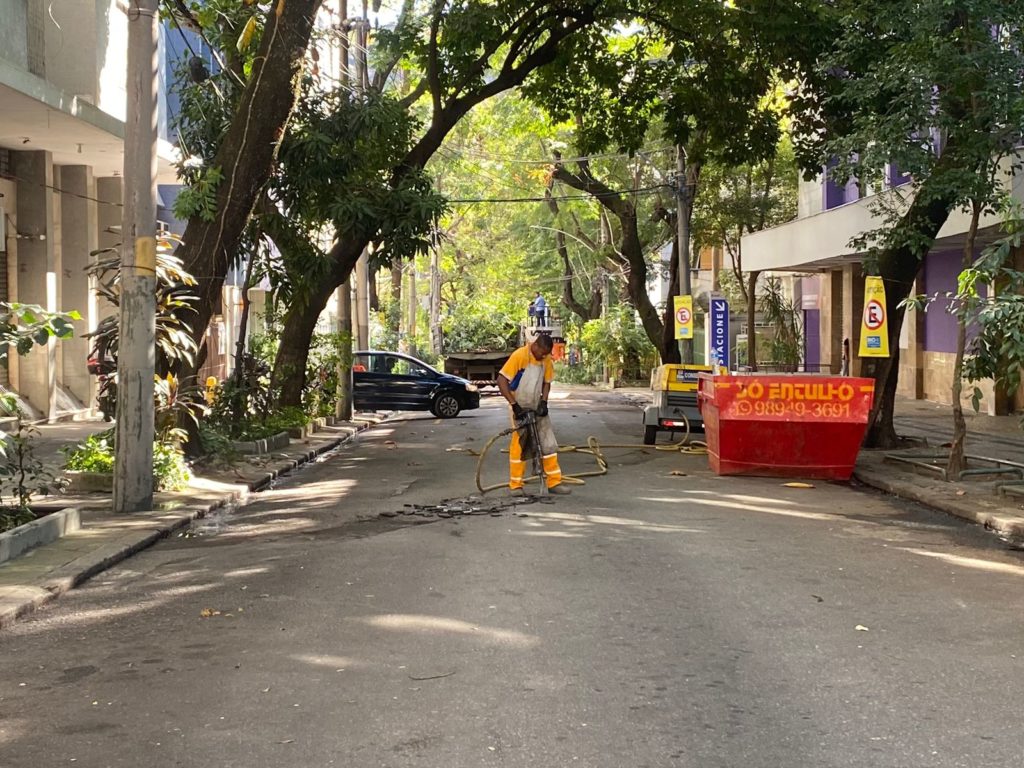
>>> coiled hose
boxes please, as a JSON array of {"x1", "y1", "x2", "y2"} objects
[{"x1": 473, "y1": 411, "x2": 708, "y2": 494}]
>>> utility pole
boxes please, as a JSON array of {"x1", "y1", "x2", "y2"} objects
[
  {"x1": 429, "y1": 225, "x2": 442, "y2": 356},
  {"x1": 334, "y1": 0, "x2": 353, "y2": 421},
  {"x1": 114, "y1": 0, "x2": 158, "y2": 512},
  {"x1": 335, "y1": 281, "x2": 353, "y2": 419},
  {"x1": 408, "y1": 259, "x2": 418, "y2": 357},
  {"x1": 601, "y1": 269, "x2": 610, "y2": 384},
  {"x1": 352, "y1": 2, "x2": 371, "y2": 351},
  {"x1": 676, "y1": 145, "x2": 694, "y2": 364}
]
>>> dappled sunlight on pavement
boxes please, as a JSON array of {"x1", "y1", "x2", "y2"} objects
[
  {"x1": 353, "y1": 614, "x2": 540, "y2": 648},
  {"x1": 899, "y1": 547, "x2": 1024, "y2": 578}
]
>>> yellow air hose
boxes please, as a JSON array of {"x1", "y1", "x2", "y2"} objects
[{"x1": 474, "y1": 411, "x2": 708, "y2": 494}]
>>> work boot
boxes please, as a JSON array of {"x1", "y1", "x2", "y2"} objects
[
  {"x1": 547, "y1": 484, "x2": 572, "y2": 495},
  {"x1": 509, "y1": 487, "x2": 529, "y2": 497}
]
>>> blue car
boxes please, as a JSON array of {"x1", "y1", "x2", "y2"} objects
[{"x1": 353, "y1": 351, "x2": 481, "y2": 418}]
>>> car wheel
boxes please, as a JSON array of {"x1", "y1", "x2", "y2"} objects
[
  {"x1": 432, "y1": 393, "x2": 462, "y2": 419},
  {"x1": 643, "y1": 425, "x2": 658, "y2": 445}
]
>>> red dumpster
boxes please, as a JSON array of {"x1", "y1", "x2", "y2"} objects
[{"x1": 697, "y1": 374, "x2": 875, "y2": 480}]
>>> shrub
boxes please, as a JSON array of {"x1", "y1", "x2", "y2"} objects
[
  {"x1": 0, "y1": 419, "x2": 64, "y2": 532},
  {"x1": 62, "y1": 432, "x2": 115, "y2": 473},
  {"x1": 63, "y1": 430, "x2": 191, "y2": 492}
]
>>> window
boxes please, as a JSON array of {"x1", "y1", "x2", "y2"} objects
[
  {"x1": 888, "y1": 163, "x2": 912, "y2": 188},
  {"x1": 390, "y1": 357, "x2": 430, "y2": 377},
  {"x1": 822, "y1": 157, "x2": 862, "y2": 209}
]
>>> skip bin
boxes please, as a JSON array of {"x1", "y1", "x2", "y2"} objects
[{"x1": 697, "y1": 374, "x2": 875, "y2": 480}]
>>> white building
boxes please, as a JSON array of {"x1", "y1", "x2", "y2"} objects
[
  {"x1": 742, "y1": 158, "x2": 1024, "y2": 414},
  {"x1": 0, "y1": 0, "x2": 180, "y2": 419}
]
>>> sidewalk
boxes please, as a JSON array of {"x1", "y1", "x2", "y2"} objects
[
  {"x1": 0, "y1": 415, "x2": 386, "y2": 629},
  {"x1": 854, "y1": 398, "x2": 1024, "y2": 543}
]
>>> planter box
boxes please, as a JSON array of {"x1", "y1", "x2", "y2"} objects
[
  {"x1": 0, "y1": 508, "x2": 81, "y2": 565},
  {"x1": 231, "y1": 431, "x2": 290, "y2": 456},
  {"x1": 312, "y1": 417, "x2": 327, "y2": 432},
  {"x1": 64, "y1": 470, "x2": 114, "y2": 493},
  {"x1": 286, "y1": 425, "x2": 309, "y2": 440}
]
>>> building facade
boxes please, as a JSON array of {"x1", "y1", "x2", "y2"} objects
[
  {"x1": 741, "y1": 157, "x2": 1024, "y2": 415},
  {"x1": 0, "y1": 0, "x2": 186, "y2": 420}
]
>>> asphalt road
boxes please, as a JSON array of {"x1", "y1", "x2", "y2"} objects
[{"x1": 2, "y1": 388, "x2": 1024, "y2": 768}]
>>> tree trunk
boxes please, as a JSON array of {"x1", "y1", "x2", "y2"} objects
[
  {"x1": 389, "y1": 263, "x2": 403, "y2": 338},
  {"x1": 270, "y1": 241, "x2": 361, "y2": 406},
  {"x1": 368, "y1": 264, "x2": 380, "y2": 312},
  {"x1": 271, "y1": 282, "x2": 335, "y2": 407},
  {"x1": 177, "y1": 0, "x2": 320, "y2": 382},
  {"x1": 660, "y1": 239, "x2": 682, "y2": 364},
  {"x1": 232, "y1": 255, "x2": 256, "y2": 391},
  {"x1": 946, "y1": 201, "x2": 982, "y2": 478},
  {"x1": 861, "y1": 158, "x2": 959, "y2": 448},
  {"x1": 747, "y1": 270, "x2": 760, "y2": 370}
]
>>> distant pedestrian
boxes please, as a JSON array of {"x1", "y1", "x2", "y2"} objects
[
  {"x1": 841, "y1": 338, "x2": 850, "y2": 376},
  {"x1": 529, "y1": 292, "x2": 548, "y2": 326}
]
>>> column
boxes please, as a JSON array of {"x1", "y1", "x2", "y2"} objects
[
  {"x1": 60, "y1": 165, "x2": 99, "y2": 406},
  {"x1": 12, "y1": 150, "x2": 57, "y2": 419},
  {"x1": 897, "y1": 279, "x2": 925, "y2": 400},
  {"x1": 95, "y1": 176, "x2": 122, "y2": 343},
  {"x1": 842, "y1": 262, "x2": 865, "y2": 377},
  {"x1": 819, "y1": 269, "x2": 844, "y2": 373}
]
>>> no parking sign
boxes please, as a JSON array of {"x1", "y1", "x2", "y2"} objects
[
  {"x1": 858, "y1": 276, "x2": 890, "y2": 358},
  {"x1": 674, "y1": 295, "x2": 693, "y2": 340}
]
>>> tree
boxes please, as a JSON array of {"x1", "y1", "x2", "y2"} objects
[
  {"x1": 264, "y1": 85, "x2": 444, "y2": 402},
  {"x1": 526, "y1": 2, "x2": 792, "y2": 363},
  {"x1": 167, "y1": 0, "x2": 323, "y2": 380},
  {"x1": 268, "y1": 0, "x2": 633, "y2": 403},
  {"x1": 550, "y1": 155, "x2": 675, "y2": 360},
  {"x1": 692, "y1": 137, "x2": 798, "y2": 369},
  {"x1": 789, "y1": 0, "x2": 1024, "y2": 448}
]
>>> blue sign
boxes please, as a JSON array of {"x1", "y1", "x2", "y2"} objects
[{"x1": 709, "y1": 297, "x2": 730, "y2": 368}]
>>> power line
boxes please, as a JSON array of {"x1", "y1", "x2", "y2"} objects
[
  {"x1": 449, "y1": 146, "x2": 675, "y2": 166},
  {"x1": 446, "y1": 185, "x2": 670, "y2": 204}
]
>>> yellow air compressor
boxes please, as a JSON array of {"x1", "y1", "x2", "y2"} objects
[{"x1": 642, "y1": 363, "x2": 712, "y2": 445}]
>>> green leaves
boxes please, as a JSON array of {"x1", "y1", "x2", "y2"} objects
[
  {"x1": 0, "y1": 303, "x2": 81, "y2": 365},
  {"x1": 172, "y1": 166, "x2": 225, "y2": 223}
]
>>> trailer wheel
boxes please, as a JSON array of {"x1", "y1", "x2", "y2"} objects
[{"x1": 643, "y1": 425, "x2": 658, "y2": 445}]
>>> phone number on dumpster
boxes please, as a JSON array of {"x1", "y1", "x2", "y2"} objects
[{"x1": 733, "y1": 399, "x2": 852, "y2": 418}]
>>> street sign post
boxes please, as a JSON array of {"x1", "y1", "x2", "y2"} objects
[{"x1": 709, "y1": 297, "x2": 730, "y2": 369}]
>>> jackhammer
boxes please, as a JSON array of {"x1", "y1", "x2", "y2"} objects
[{"x1": 515, "y1": 408, "x2": 548, "y2": 497}]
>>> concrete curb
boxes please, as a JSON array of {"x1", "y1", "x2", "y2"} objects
[
  {"x1": 0, "y1": 416, "x2": 385, "y2": 631},
  {"x1": 853, "y1": 464, "x2": 1024, "y2": 543},
  {"x1": 0, "y1": 512, "x2": 199, "y2": 629},
  {"x1": 0, "y1": 508, "x2": 81, "y2": 565}
]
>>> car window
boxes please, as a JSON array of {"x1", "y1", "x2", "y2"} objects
[
  {"x1": 353, "y1": 354, "x2": 369, "y2": 373},
  {"x1": 387, "y1": 358, "x2": 428, "y2": 376}
]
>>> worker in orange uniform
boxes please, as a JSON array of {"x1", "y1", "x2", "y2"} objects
[{"x1": 497, "y1": 333, "x2": 571, "y2": 496}]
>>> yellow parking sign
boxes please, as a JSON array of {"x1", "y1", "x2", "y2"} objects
[
  {"x1": 674, "y1": 295, "x2": 693, "y2": 340},
  {"x1": 858, "y1": 276, "x2": 890, "y2": 358}
]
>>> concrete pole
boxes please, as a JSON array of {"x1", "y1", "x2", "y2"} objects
[
  {"x1": 601, "y1": 269, "x2": 610, "y2": 384},
  {"x1": 408, "y1": 259, "x2": 417, "y2": 357},
  {"x1": 353, "y1": 13, "x2": 371, "y2": 350},
  {"x1": 334, "y1": 1, "x2": 354, "y2": 420},
  {"x1": 114, "y1": 0, "x2": 158, "y2": 512},
  {"x1": 335, "y1": 282, "x2": 353, "y2": 420},
  {"x1": 355, "y1": 246, "x2": 370, "y2": 350},
  {"x1": 429, "y1": 230, "x2": 442, "y2": 355},
  {"x1": 676, "y1": 146, "x2": 694, "y2": 364}
]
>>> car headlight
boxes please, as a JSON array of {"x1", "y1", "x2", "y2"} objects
[{"x1": 464, "y1": 384, "x2": 479, "y2": 393}]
